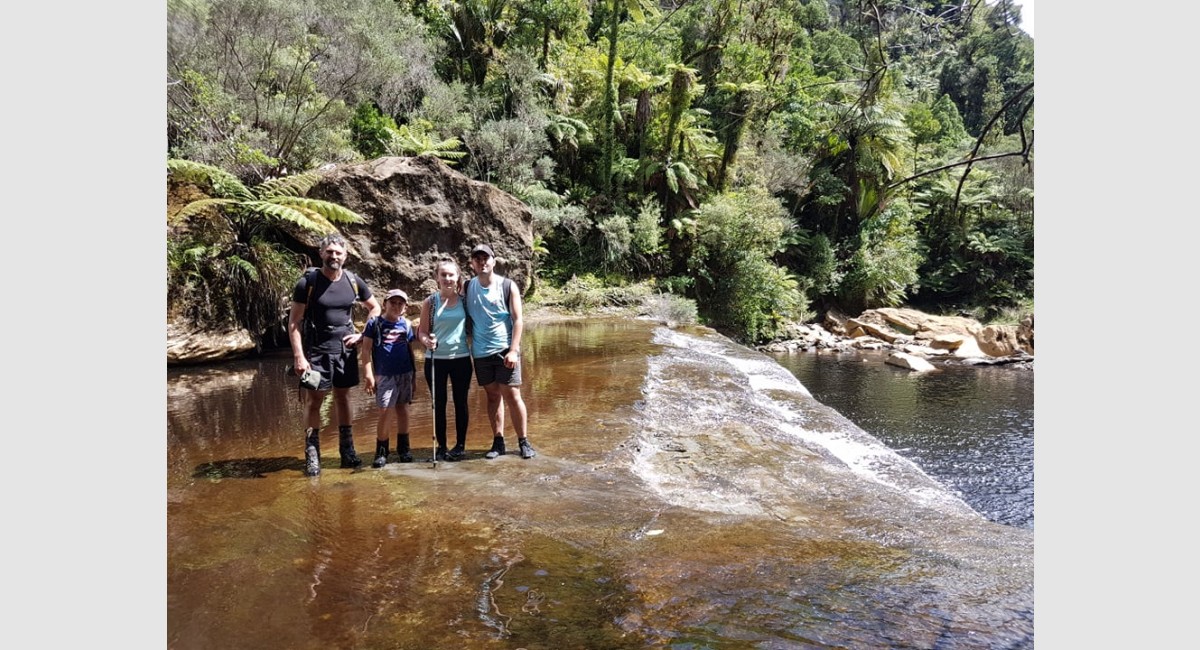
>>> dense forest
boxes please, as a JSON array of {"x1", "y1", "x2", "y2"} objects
[{"x1": 167, "y1": 0, "x2": 1033, "y2": 344}]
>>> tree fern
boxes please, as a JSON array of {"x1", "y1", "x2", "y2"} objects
[
  {"x1": 175, "y1": 198, "x2": 239, "y2": 220},
  {"x1": 257, "y1": 172, "x2": 320, "y2": 199},
  {"x1": 385, "y1": 124, "x2": 467, "y2": 164},
  {"x1": 167, "y1": 159, "x2": 253, "y2": 201},
  {"x1": 166, "y1": 158, "x2": 365, "y2": 335},
  {"x1": 243, "y1": 201, "x2": 335, "y2": 233},
  {"x1": 272, "y1": 196, "x2": 364, "y2": 224}
]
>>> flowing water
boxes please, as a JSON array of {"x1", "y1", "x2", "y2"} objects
[
  {"x1": 167, "y1": 318, "x2": 1033, "y2": 649},
  {"x1": 765, "y1": 350, "x2": 1034, "y2": 530}
]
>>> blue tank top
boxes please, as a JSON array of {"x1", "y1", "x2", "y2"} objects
[
  {"x1": 466, "y1": 277, "x2": 512, "y2": 357},
  {"x1": 428, "y1": 293, "x2": 470, "y2": 359}
]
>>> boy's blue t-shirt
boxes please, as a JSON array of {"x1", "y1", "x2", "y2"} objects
[{"x1": 364, "y1": 316, "x2": 415, "y2": 375}]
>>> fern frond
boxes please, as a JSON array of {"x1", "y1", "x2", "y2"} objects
[
  {"x1": 227, "y1": 255, "x2": 261, "y2": 281},
  {"x1": 166, "y1": 159, "x2": 253, "y2": 201},
  {"x1": 182, "y1": 245, "x2": 214, "y2": 264},
  {"x1": 176, "y1": 198, "x2": 239, "y2": 220},
  {"x1": 271, "y1": 197, "x2": 364, "y2": 225},
  {"x1": 514, "y1": 183, "x2": 562, "y2": 208},
  {"x1": 257, "y1": 172, "x2": 320, "y2": 199},
  {"x1": 243, "y1": 200, "x2": 332, "y2": 233}
]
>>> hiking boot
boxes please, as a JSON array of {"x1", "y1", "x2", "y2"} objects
[
  {"x1": 396, "y1": 434, "x2": 413, "y2": 463},
  {"x1": 339, "y1": 427, "x2": 363, "y2": 469},
  {"x1": 435, "y1": 447, "x2": 449, "y2": 462},
  {"x1": 446, "y1": 444, "x2": 466, "y2": 462},
  {"x1": 484, "y1": 436, "x2": 506, "y2": 459},
  {"x1": 304, "y1": 444, "x2": 321, "y2": 476},
  {"x1": 372, "y1": 440, "x2": 389, "y2": 468},
  {"x1": 304, "y1": 428, "x2": 321, "y2": 477},
  {"x1": 518, "y1": 438, "x2": 537, "y2": 459}
]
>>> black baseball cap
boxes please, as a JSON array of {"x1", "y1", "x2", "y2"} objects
[{"x1": 470, "y1": 244, "x2": 494, "y2": 258}]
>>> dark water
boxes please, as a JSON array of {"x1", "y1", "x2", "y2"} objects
[
  {"x1": 168, "y1": 318, "x2": 1032, "y2": 649},
  {"x1": 766, "y1": 350, "x2": 1034, "y2": 530}
]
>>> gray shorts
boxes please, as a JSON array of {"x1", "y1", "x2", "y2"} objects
[
  {"x1": 376, "y1": 372, "x2": 415, "y2": 409},
  {"x1": 473, "y1": 351, "x2": 521, "y2": 386}
]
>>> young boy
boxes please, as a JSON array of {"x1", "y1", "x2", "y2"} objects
[{"x1": 361, "y1": 289, "x2": 417, "y2": 467}]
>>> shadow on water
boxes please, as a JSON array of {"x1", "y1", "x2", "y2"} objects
[
  {"x1": 193, "y1": 457, "x2": 306, "y2": 479},
  {"x1": 168, "y1": 317, "x2": 1033, "y2": 649}
]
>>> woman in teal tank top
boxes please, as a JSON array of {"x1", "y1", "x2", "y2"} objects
[{"x1": 418, "y1": 259, "x2": 474, "y2": 461}]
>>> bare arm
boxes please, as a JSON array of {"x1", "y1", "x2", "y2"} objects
[
  {"x1": 363, "y1": 295, "x2": 382, "y2": 320},
  {"x1": 360, "y1": 327, "x2": 376, "y2": 395},
  {"x1": 505, "y1": 282, "x2": 523, "y2": 367},
  {"x1": 287, "y1": 301, "x2": 308, "y2": 375},
  {"x1": 344, "y1": 295, "x2": 382, "y2": 348},
  {"x1": 418, "y1": 296, "x2": 436, "y2": 349}
]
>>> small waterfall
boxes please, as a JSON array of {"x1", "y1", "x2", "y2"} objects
[{"x1": 630, "y1": 326, "x2": 981, "y2": 521}]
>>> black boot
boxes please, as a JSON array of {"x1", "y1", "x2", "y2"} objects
[
  {"x1": 372, "y1": 440, "x2": 389, "y2": 468},
  {"x1": 446, "y1": 443, "x2": 466, "y2": 461},
  {"x1": 484, "y1": 435, "x2": 506, "y2": 459},
  {"x1": 396, "y1": 433, "x2": 413, "y2": 463},
  {"x1": 304, "y1": 428, "x2": 321, "y2": 477},
  {"x1": 339, "y1": 425, "x2": 363, "y2": 468}
]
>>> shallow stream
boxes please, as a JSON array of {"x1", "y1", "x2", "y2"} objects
[{"x1": 167, "y1": 318, "x2": 1033, "y2": 649}]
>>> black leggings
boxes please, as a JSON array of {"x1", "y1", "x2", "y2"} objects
[{"x1": 424, "y1": 356, "x2": 473, "y2": 448}]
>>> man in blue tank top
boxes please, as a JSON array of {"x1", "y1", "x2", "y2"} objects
[{"x1": 465, "y1": 244, "x2": 536, "y2": 459}]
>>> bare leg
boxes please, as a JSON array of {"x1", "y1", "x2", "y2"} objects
[
  {"x1": 484, "y1": 383, "x2": 505, "y2": 437},
  {"x1": 396, "y1": 403, "x2": 409, "y2": 436},
  {"x1": 332, "y1": 387, "x2": 354, "y2": 427},
  {"x1": 304, "y1": 389, "x2": 329, "y2": 430},
  {"x1": 498, "y1": 385, "x2": 528, "y2": 439},
  {"x1": 376, "y1": 407, "x2": 395, "y2": 442}
]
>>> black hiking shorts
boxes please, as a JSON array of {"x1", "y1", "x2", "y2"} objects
[{"x1": 306, "y1": 346, "x2": 360, "y2": 391}]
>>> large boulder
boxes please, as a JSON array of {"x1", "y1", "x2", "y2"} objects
[
  {"x1": 849, "y1": 307, "x2": 1032, "y2": 357},
  {"x1": 167, "y1": 321, "x2": 257, "y2": 365},
  {"x1": 307, "y1": 155, "x2": 534, "y2": 299}
]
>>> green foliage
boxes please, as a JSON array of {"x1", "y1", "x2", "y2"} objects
[
  {"x1": 168, "y1": 235, "x2": 300, "y2": 335},
  {"x1": 385, "y1": 123, "x2": 468, "y2": 164},
  {"x1": 168, "y1": 159, "x2": 363, "y2": 239},
  {"x1": 686, "y1": 188, "x2": 808, "y2": 342},
  {"x1": 905, "y1": 103, "x2": 941, "y2": 149},
  {"x1": 539, "y1": 274, "x2": 655, "y2": 312},
  {"x1": 630, "y1": 196, "x2": 662, "y2": 257},
  {"x1": 466, "y1": 116, "x2": 551, "y2": 191},
  {"x1": 837, "y1": 202, "x2": 924, "y2": 312},
  {"x1": 722, "y1": 253, "x2": 810, "y2": 343},
  {"x1": 167, "y1": 0, "x2": 439, "y2": 180},
  {"x1": 166, "y1": 0, "x2": 1034, "y2": 336},
  {"x1": 167, "y1": 158, "x2": 365, "y2": 333},
  {"x1": 350, "y1": 102, "x2": 398, "y2": 159},
  {"x1": 639, "y1": 292, "x2": 698, "y2": 327},
  {"x1": 810, "y1": 29, "x2": 862, "y2": 79}
]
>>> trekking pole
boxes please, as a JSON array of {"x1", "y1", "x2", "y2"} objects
[{"x1": 430, "y1": 336, "x2": 438, "y2": 467}]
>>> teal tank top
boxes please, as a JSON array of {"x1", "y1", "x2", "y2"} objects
[
  {"x1": 428, "y1": 293, "x2": 470, "y2": 359},
  {"x1": 466, "y1": 277, "x2": 512, "y2": 357}
]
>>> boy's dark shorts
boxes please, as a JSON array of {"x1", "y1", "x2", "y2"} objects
[
  {"x1": 304, "y1": 347, "x2": 360, "y2": 391},
  {"x1": 473, "y1": 350, "x2": 521, "y2": 387}
]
